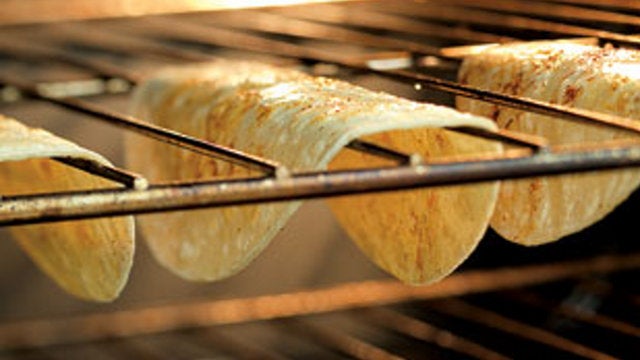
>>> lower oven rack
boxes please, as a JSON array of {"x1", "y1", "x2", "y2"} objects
[{"x1": 1, "y1": 253, "x2": 638, "y2": 359}]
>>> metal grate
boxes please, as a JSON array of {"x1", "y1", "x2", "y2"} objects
[
  {"x1": 1, "y1": 0, "x2": 640, "y2": 224},
  {"x1": 0, "y1": 0, "x2": 640, "y2": 358},
  {"x1": 0, "y1": 253, "x2": 638, "y2": 359}
]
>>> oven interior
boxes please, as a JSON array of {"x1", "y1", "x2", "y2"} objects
[{"x1": 0, "y1": 0, "x2": 639, "y2": 358}]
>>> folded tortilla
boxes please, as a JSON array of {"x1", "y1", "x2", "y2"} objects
[
  {"x1": 457, "y1": 41, "x2": 640, "y2": 245},
  {"x1": 128, "y1": 60, "x2": 500, "y2": 284},
  {"x1": 0, "y1": 115, "x2": 134, "y2": 301}
]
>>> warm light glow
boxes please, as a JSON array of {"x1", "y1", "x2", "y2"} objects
[
  {"x1": 1, "y1": 0, "x2": 366, "y2": 25},
  {"x1": 185, "y1": 0, "x2": 353, "y2": 10}
]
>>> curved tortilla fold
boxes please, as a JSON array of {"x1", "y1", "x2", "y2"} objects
[
  {"x1": 0, "y1": 115, "x2": 134, "y2": 301},
  {"x1": 128, "y1": 61, "x2": 500, "y2": 283},
  {"x1": 457, "y1": 41, "x2": 640, "y2": 245}
]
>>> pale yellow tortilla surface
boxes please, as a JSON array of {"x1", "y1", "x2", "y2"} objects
[
  {"x1": 128, "y1": 60, "x2": 500, "y2": 283},
  {"x1": 458, "y1": 41, "x2": 640, "y2": 245},
  {"x1": 0, "y1": 115, "x2": 134, "y2": 301},
  {"x1": 328, "y1": 129, "x2": 500, "y2": 284}
]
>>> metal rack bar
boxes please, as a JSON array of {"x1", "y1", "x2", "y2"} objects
[
  {"x1": 53, "y1": 158, "x2": 147, "y2": 190},
  {"x1": 359, "y1": 308, "x2": 509, "y2": 360},
  {"x1": 454, "y1": 127, "x2": 548, "y2": 150},
  {"x1": 0, "y1": 0, "x2": 361, "y2": 25},
  {"x1": 378, "y1": 0, "x2": 640, "y2": 48},
  {"x1": 281, "y1": 319, "x2": 403, "y2": 360},
  {"x1": 187, "y1": 328, "x2": 288, "y2": 360},
  {"x1": 2, "y1": 141, "x2": 640, "y2": 226},
  {"x1": 137, "y1": 334, "x2": 214, "y2": 360},
  {"x1": 0, "y1": 37, "x2": 145, "y2": 84},
  {"x1": 506, "y1": 290, "x2": 640, "y2": 338},
  {"x1": 382, "y1": 68, "x2": 640, "y2": 135},
  {"x1": 368, "y1": 1, "x2": 630, "y2": 40},
  {"x1": 346, "y1": 140, "x2": 417, "y2": 164},
  {"x1": 429, "y1": 299, "x2": 615, "y2": 359},
  {"x1": 547, "y1": 0, "x2": 640, "y2": 10},
  {"x1": 38, "y1": 23, "x2": 216, "y2": 63},
  {"x1": 0, "y1": 1, "x2": 638, "y2": 220},
  {"x1": 272, "y1": 3, "x2": 514, "y2": 44},
  {"x1": 100, "y1": 337, "x2": 173, "y2": 360},
  {"x1": 193, "y1": 10, "x2": 443, "y2": 56},
  {"x1": 438, "y1": 0, "x2": 640, "y2": 27},
  {"x1": 0, "y1": 74, "x2": 284, "y2": 175},
  {"x1": 0, "y1": 253, "x2": 636, "y2": 349}
]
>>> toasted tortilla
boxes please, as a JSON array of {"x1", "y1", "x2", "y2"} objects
[
  {"x1": 0, "y1": 115, "x2": 134, "y2": 301},
  {"x1": 328, "y1": 129, "x2": 500, "y2": 284},
  {"x1": 128, "y1": 60, "x2": 500, "y2": 283},
  {"x1": 457, "y1": 41, "x2": 640, "y2": 245}
]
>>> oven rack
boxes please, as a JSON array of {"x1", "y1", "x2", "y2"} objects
[
  {"x1": 0, "y1": 254, "x2": 640, "y2": 359},
  {"x1": 1, "y1": 252, "x2": 638, "y2": 358},
  {"x1": 0, "y1": 0, "x2": 639, "y2": 226}
]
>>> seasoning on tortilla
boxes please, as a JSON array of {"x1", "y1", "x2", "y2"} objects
[
  {"x1": 0, "y1": 115, "x2": 135, "y2": 301},
  {"x1": 129, "y1": 61, "x2": 500, "y2": 284},
  {"x1": 458, "y1": 41, "x2": 640, "y2": 245}
]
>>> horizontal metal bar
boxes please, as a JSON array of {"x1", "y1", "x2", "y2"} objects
[
  {"x1": 37, "y1": 23, "x2": 217, "y2": 63},
  {"x1": 1, "y1": 140, "x2": 640, "y2": 226},
  {"x1": 0, "y1": 0, "x2": 361, "y2": 25},
  {"x1": 437, "y1": 0, "x2": 640, "y2": 27},
  {"x1": 54, "y1": 157, "x2": 148, "y2": 190},
  {"x1": 0, "y1": 74, "x2": 283, "y2": 175},
  {"x1": 280, "y1": 319, "x2": 403, "y2": 360},
  {"x1": 439, "y1": 37, "x2": 600, "y2": 59},
  {"x1": 1, "y1": 252, "x2": 636, "y2": 350},
  {"x1": 117, "y1": 17, "x2": 312, "y2": 61},
  {"x1": 273, "y1": 3, "x2": 514, "y2": 44},
  {"x1": 346, "y1": 140, "x2": 415, "y2": 164},
  {"x1": 430, "y1": 299, "x2": 616, "y2": 359},
  {"x1": 369, "y1": 1, "x2": 631, "y2": 40},
  {"x1": 360, "y1": 308, "x2": 509, "y2": 360},
  {"x1": 547, "y1": 0, "x2": 640, "y2": 11},
  {"x1": 506, "y1": 290, "x2": 640, "y2": 338},
  {"x1": 50, "y1": 97, "x2": 284, "y2": 175},
  {"x1": 192, "y1": 9, "x2": 442, "y2": 56},
  {"x1": 380, "y1": 68, "x2": 640, "y2": 135},
  {"x1": 106, "y1": 337, "x2": 174, "y2": 360},
  {"x1": 454, "y1": 127, "x2": 548, "y2": 150},
  {"x1": 187, "y1": 329, "x2": 287, "y2": 360},
  {"x1": 0, "y1": 36, "x2": 144, "y2": 84}
]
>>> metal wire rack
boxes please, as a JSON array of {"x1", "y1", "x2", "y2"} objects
[
  {"x1": 0, "y1": 253, "x2": 638, "y2": 359},
  {"x1": 0, "y1": 0, "x2": 640, "y2": 358},
  {"x1": 1, "y1": 0, "x2": 640, "y2": 224}
]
